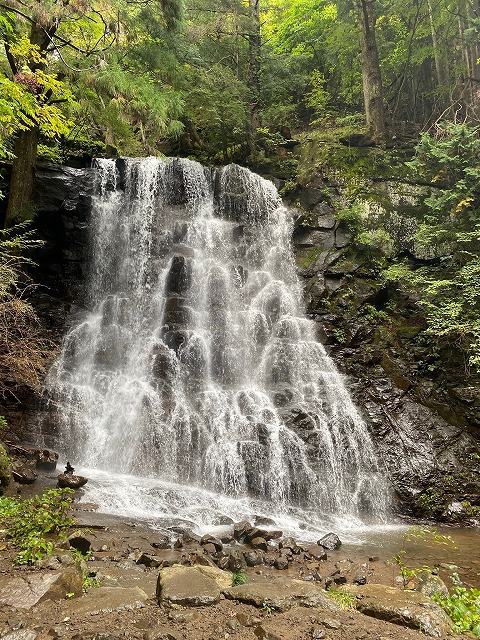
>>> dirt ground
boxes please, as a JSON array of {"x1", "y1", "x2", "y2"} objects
[{"x1": 0, "y1": 499, "x2": 469, "y2": 640}]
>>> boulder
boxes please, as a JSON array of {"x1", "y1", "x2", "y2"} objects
[
  {"x1": 233, "y1": 520, "x2": 253, "y2": 542},
  {"x1": 335, "y1": 227, "x2": 351, "y2": 248},
  {"x1": 254, "y1": 626, "x2": 283, "y2": 640},
  {"x1": 223, "y1": 578, "x2": 340, "y2": 612},
  {"x1": 202, "y1": 542, "x2": 217, "y2": 555},
  {"x1": 200, "y1": 534, "x2": 223, "y2": 552},
  {"x1": 273, "y1": 556, "x2": 289, "y2": 570},
  {"x1": 293, "y1": 228, "x2": 335, "y2": 250},
  {"x1": 67, "y1": 586, "x2": 148, "y2": 616},
  {"x1": 305, "y1": 545, "x2": 327, "y2": 561},
  {"x1": 157, "y1": 565, "x2": 231, "y2": 607},
  {"x1": 298, "y1": 187, "x2": 324, "y2": 209},
  {"x1": 279, "y1": 536, "x2": 301, "y2": 554},
  {"x1": 151, "y1": 536, "x2": 171, "y2": 550},
  {"x1": 57, "y1": 473, "x2": 88, "y2": 489},
  {"x1": 0, "y1": 566, "x2": 83, "y2": 609},
  {"x1": 12, "y1": 465, "x2": 37, "y2": 484},
  {"x1": 317, "y1": 532, "x2": 342, "y2": 550},
  {"x1": 193, "y1": 565, "x2": 233, "y2": 590},
  {"x1": 250, "y1": 536, "x2": 268, "y2": 551},
  {"x1": 418, "y1": 573, "x2": 449, "y2": 599},
  {"x1": 33, "y1": 164, "x2": 93, "y2": 212},
  {"x1": 345, "y1": 583, "x2": 452, "y2": 637},
  {"x1": 227, "y1": 549, "x2": 247, "y2": 572},
  {"x1": 92, "y1": 564, "x2": 158, "y2": 597},
  {"x1": 36, "y1": 448, "x2": 59, "y2": 470},
  {"x1": 136, "y1": 553, "x2": 162, "y2": 568},
  {"x1": 244, "y1": 550, "x2": 264, "y2": 567},
  {"x1": 312, "y1": 202, "x2": 336, "y2": 229},
  {"x1": 245, "y1": 526, "x2": 282, "y2": 543}
]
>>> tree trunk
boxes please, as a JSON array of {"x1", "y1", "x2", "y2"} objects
[
  {"x1": 4, "y1": 21, "x2": 56, "y2": 228},
  {"x1": 356, "y1": 0, "x2": 386, "y2": 140},
  {"x1": 246, "y1": 0, "x2": 261, "y2": 159},
  {"x1": 427, "y1": 0, "x2": 450, "y2": 111},
  {"x1": 4, "y1": 126, "x2": 40, "y2": 227}
]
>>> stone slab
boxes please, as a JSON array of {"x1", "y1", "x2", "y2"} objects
[
  {"x1": 223, "y1": 578, "x2": 340, "y2": 612},
  {"x1": 157, "y1": 566, "x2": 221, "y2": 606},
  {"x1": 67, "y1": 586, "x2": 148, "y2": 615},
  {"x1": 0, "y1": 567, "x2": 83, "y2": 609},
  {"x1": 344, "y1": 583, "x2": 451, "y2": 637}
]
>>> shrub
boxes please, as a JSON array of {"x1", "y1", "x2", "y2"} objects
[
  {"x1": 326, "y1": 587, "x2": 356, "y2": 609},
  {"x1": 0, "y1": 442, "x2": 12, "y2": 495},
  {"x1": 0, "y1": 488, "x2": 75, "y2": 564},
  {"x1": 433, "y1": 574, "x2": 480, "y2": 637},
  {"x1": 231, "y1": 571, "x2": 248, "y2": 586}
]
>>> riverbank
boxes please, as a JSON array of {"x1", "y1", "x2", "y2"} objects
[{"x1": 1, "y1": 467, "x2": 479, "y2": 640}]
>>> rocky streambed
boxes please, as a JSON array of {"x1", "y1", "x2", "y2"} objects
[{"x1": 1, "y1": 473, "x2": 479, "y2": 640}]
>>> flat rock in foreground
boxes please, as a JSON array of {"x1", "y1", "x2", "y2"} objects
[
  {"x1": 0, "y1": 567, "x2": 83, "y2": 609},
  {"x1": 223, "y1": 578, "x2": 340, "y2": 612},
  {"x1": 344, "y1": 583, "x2": 452, "y2": 637},
  {"x1": 157, "y1": 565, "x2": 232, "y2": 606},
  {"x1": 67, "y1": 586, "x2": 148, "y2": 615}
]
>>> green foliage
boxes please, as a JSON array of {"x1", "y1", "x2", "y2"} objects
[
  {"x1": 391, "y1": 123, "x2": 480, "y2": 371},
  {"x1": 183, "y1": 63, "x2": 248, "y2": 161},
  {"x1": 336, "y1": 203, "x2": 365, "y2": 234},
  {"x1": 0, "y1": 442, "x2": 12, "y2": 496},
  {"x1": 326, "y1": 587, "x2": 356, "y2": 609},
  {"x1": 0, "y1": 489, "x2": 75, "y2": 564},
  {"x1": 0, "y1": 36, "x2": 75, "y2": 160},
  {"x1": 83, "y1": 573, "x2": 100, "y2": 591},
  {"x1": 433, "y1": 574, "x2": 480, "y2": 637},
  {"x1": 260, "y1": 601, "x2": 273, "y2": 614},
  {"x1": 0, "y1": 223, "x2": 44, "y2": 300},
  {"x1": 356, "y1": 229, "x2": 394, "y2": 257},
  {"x1": 231, "y1": 570, "x2": 248, "y2": 586},
  {"x1": 360, "y1": 304, "x2": 388, "y2": 323},
  {"x1": 306, "y1": 70, "x2": 331, "y2": 122},
  {"x1": 0, "y1": 223, "x2": 53, "y2": 396},
  {"x1": 0, "y1": 0, "x2": 184, "y2": 160}
]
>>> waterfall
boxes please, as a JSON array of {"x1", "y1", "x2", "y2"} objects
[{"x1": 44, "y1": 157, "x2": 390, "y2": 532}]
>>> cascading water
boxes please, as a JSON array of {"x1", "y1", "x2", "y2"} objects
[{"x1": 43, "y1": 157, "x2": 390, "y2": 536}]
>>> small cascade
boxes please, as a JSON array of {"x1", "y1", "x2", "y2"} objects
[{"x1": 43, "y1": 157, "x2": 390, "y2": 527}]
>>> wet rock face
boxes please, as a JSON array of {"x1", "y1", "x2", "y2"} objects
[
  {"x1": 32, "y1": 163, "x2": 94, "y2": 320},
  {"x1": 4, "y1": 162, "x2": 93, "y2": 438},
  {"x1": 292, "y1": 181, "x2": 480, "y2": 520}
]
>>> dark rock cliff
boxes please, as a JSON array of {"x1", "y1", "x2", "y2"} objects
[
  {"x1": 288, "y1": 169, "x2": 480, "y2": 523},
  {"x1": 0, "y1": 163, "x2": 93, "y2": 439},
  {"x1": 4, "y1": 160, "x2": 479, "y2": 522}
]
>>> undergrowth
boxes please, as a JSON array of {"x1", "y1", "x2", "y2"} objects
[
  {"x1": 326, "y1": 587, "x2": 356, "y2": 609},
  {"x1": 433, "y1": 574, "x2": 480, "y2": 637},
  {"x1": 232, "y1": 570, "x2": 248, "y2": 586},
  {"x1": 0, "y1": 488, "x2": 75, "y2": 564}
]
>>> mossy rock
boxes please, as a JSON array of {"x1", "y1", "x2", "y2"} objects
[{"x1": 0, "y1": 443, "x2": 12, "y2": 495}]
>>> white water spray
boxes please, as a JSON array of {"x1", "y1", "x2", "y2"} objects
[{"x1": 44, "y1": 157, "x2": 389, "y2": 530}]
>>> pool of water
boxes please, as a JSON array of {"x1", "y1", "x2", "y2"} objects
[{"x1": 67, "y1": 466, "x2": 480, "y2": 588}]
